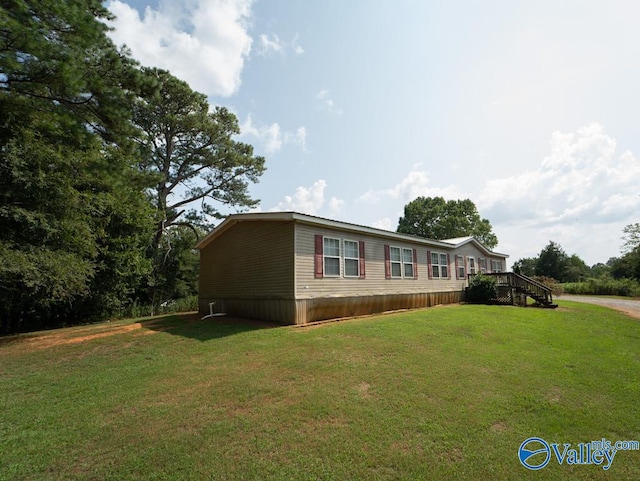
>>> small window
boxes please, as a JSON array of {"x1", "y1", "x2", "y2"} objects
[
  {"x1": 469, "y1": 258, "x2": 476, "y2": 275},
  {"x1": 457, "y1": 256, "x2": 465, "y2": 279},
  {"x1": 431, "y1": 252, "x2": 440, "y2": 278},
  {"x1": 403, "y1": 248, "x2": 414, "y2": 278},
  {"x1": 440, "y1": 253, "x2": 448, "y2": 278},
  {"x1": 323, "y1": 237, "x2": 340, "y2": 277},
  {"x1": 390, "y1": 246, "x2": 402, "y2": 278},
  {"x1": 343, "y1": 240, "x2": 359, "y2": 277},
  {"x1": 431, "y1": 252, "x2": 449, "y2": 279},
  {"x1": 491, "y1": 260, "x2": 502, "y2": 273},
  {"x1": 479, "y1": 258, "x2": 487, "y2": 273}
]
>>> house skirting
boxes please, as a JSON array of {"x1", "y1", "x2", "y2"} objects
[{"x1": 199, "y1": 291, "x2": 465, "y2": 325}]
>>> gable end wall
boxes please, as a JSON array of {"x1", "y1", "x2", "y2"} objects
[{"x1": 199, "y1": 221, "x2": 295, "y2": 317}]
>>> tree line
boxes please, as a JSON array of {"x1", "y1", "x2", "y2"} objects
[
  {"x1": 0, "y1": 1, "x2": 265, "y2": 333},
  {"x1": 394, "y1": 196, "x2": 640, "y2": 295},
  {"x1": 512, "y1": 224, "x2": 640, "y2": 294}
]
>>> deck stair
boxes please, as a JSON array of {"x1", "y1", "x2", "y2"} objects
[{"x1": 482, "y1": 272, "x2": 558, "y2": 308}]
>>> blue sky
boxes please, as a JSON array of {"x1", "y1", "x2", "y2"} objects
[{"x1": 105, "y1": 0, "x2": 640, "y2": 265}]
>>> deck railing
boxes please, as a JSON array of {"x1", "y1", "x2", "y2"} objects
[{"x1": 469, "y1": 272, "x2": 554, "y2": 305}]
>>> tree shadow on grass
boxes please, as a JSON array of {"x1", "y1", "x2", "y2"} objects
[{"x1": 140, "y1": 313, "x2": 280, "y2": 342}]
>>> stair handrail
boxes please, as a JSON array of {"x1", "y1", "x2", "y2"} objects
[
  {"x1": 470, "y1": 272, "x2": 554, "y2": 304},
  {"x1": 510, "y1": 272, "x2": 553, "y2": 303},
  {"x1": 511, "y1": 272, "x2": 551, "y2": 292}
]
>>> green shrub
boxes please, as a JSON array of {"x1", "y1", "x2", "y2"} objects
[
  {"x1": 531, "y1": 276, "x2": 564, "y2": 296},
  {"x1": 562, "y1": 278, "x2": 640, "y2": 297},
  {"x1": 161, "y1": 295, "x2": 199, "y2": 314},
  {"x1": 113, "y1": 295, "x2": 199, "y2": 319},
  {"x1": 466, "y1": 274, "x2": 497, "y2": 303}
]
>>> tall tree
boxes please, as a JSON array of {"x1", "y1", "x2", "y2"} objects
[
  {"x1": 397, "y1": 196, "x2": 498, "y2": 249},
  {"x1": 0, "y1": 1, "x2": 153, "y2": 331},
  {"x1": 151, "y1": 225, "x2": 202, "y2": 305},
  {"x1": 0, "y1": 110, "x2": 153, "y2": 332},
  {"x1": 514, "y1": 242, "x2": 590, "y2": 283},
  {"x1": 512, "y1": 257, "x2": 537, "y2": 277},
  {"x1": 609, "y1": 224, "x2": 640, "y2": 281},
  {"x1": 609, "y1": 251, "x2": 640, "y2": 281},
  {"x1": 534, "y1": 241, "x2": 568, "y2": 281},
  {"x1": 132, "y1": 68, "x2": 265, "y2": 307},
  {"x1": 621, "y1": 223, "x2": 640, "y2": 254},
  {"x1": 0, "y1": 0, "x2": 140, "y2": 143},
  {"x1": 564, "y1": 254, "x2": 590, "y2": 282}
]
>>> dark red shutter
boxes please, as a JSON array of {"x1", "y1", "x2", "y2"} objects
[
  {"x1": 384, "y1": 244, "x2": 391, "y2": 279},
  {"x1": 427, "y1": 250, "x2": 433, "y2": 280},
  {"x1": 446, "y1": 253, "x2": 451, "y2": 279},
  {"x1": 358, "y1": 241, "x2": 366, "y2": 279},
  {"x1": 314, "y1": 235, "x2": 323, "y2": 278},
  {"x1": 413, "y1": 248, "x2": 418, "y2": 279}
]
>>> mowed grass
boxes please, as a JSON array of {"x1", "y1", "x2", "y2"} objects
[{"x1": 1, "y1": 302, "x2": 639, "y2": 480}]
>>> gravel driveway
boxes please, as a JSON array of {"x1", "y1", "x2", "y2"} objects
[{"x1": 559, "y1": 295, "x2": 640, "y2": 320}]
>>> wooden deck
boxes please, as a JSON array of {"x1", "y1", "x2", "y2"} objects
[{"x1": 475, "y1": 272, "x2": 558, "y2": 308}]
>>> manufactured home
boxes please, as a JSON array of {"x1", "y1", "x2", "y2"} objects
[{"x1": 196, "y1": 212, "x2": 509, "y2": 324}]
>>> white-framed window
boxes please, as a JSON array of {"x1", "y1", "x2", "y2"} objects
[
  {"x1": 491, "y1": 260, "x2": 502, "y2": 273},
  {"x1": 389, "y1": 246, "x2": 403, "y2": 278},
  {"x1": 456, "y1": 256, "x2": 465, "y2": 279},
  {"x1": 478, "y1": 258, "x2": 487, "y2": 273},
  {"x1": 431, "y1": 252, "x2": 449, "y2": 279},
  {"x1": 403, "y1": 248, "x2": 414, "y2": 278},
  {"x1": 323, "y1": 237, "x2": 341, "y2": 277},
  {"x1": 315, "y1": 234, "x2": 365, "y2": 279},
  {"x1": 343, "y1": 240, "x2": 360, "y2": 277},
  {"x1": 469, "y1": 258, "x2": 476, "y2": 275},
  {"x1": 385, "y1": 245, "x2": 416, "y2": 280}
]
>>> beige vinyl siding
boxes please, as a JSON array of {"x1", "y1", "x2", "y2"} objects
[
  {"x1": 294, "y1": 223, "x2": 466, "y2": 299},
  {"x1": 451, "y1": 244, "x2": 508, "y2": 276},
  {"x1": 199, "y1": 220, "x2": 295, "y2": 300}
]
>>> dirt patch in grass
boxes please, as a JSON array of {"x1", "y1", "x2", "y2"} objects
[
  {"x1": 0, "y1": 314, "x2": 279, "y2": 352},
  {"x1": 3, "y1": 322, "x2": 154, "y2": 349},
  {"x1": 439, "y1": 447, "x2": 464, "y2": 463},
  {"x1": 489, "y1": 421, "x2": 508, "y2": 432},
  {"x1": 355, "y1": 381, "x2": 372, "y2": 398},
  {"x1": 0, "y1": 314, "x2": 194, "y2": 350}
]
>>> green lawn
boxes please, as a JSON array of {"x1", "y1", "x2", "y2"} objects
[{"x1": 1, "y1": 302, "x2": 639, "y2": 480}]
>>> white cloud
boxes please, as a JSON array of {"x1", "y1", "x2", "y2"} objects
[
  {"x1": 257, "y1": 33, "x2": 284, "y2": 55},
  {"x1": 292, "y1": 34, "x2": 305, "y2": 55},
  {"x1": 240, "y1": 115, "x2": 282, "y2": 153},
  {"x1": 271, "y1": 180, "x2": 324, "y2": 215},
  {"x1": 106, "y1": 0, "x2": 252, "y2": 97},
  {"x1": 476, "y1": 123, "x2": 640, "y2": 263},
  {"x1": 288, "y1": 126, "x2": 307, "y2": 151},
  {"x1": 479, "y1": 123, "x2": 640, "y2": 227},
  {"x1": 327, "y1": 197, "x2": 345, "y2": 218},
  {"x1": 240, "y1": 115, "x2": 307, "y2": 154},
  {"x1": 316, "y1": 89, "x2": 342, "y2": 115},
  {"x1": 257, "y1": 32, "x2": 304, "y2": 56},
  {"x1": 359, "y1": 171, "x2": 465, "y2": 205},
  {"x1": 271, "y1": 180, "x2": 344, "y2": 217},
  {"x1": 371, "y1": 217, "x2": 393, "y2": 231}
]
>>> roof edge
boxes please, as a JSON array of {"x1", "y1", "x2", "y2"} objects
[
  {"x1": 196, "y1": 211, "x2": 508, "y2": 257},
  {"x1": 442, "y1": 236, "x2": 509, "y2": 258}
]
